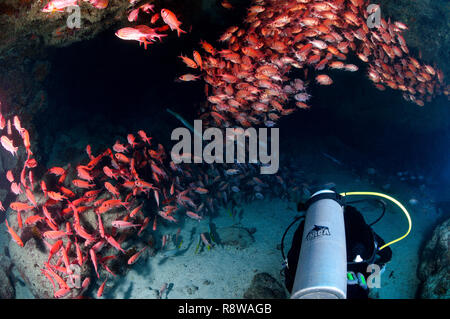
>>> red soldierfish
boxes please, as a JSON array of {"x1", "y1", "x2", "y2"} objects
[
  {"x1": 22, "y1": 129, "x2": 32, "y2": 155},
  {"x1": 97, "y1": 279, "x2": 107, "y2": 298},
  {"x1": 1, "y1": 136, "x2": 18, "y2": 156},
  {"x1": 48, "y1": 166, "x2": 65, "y2": 176},
  {"x1": 42, "y1": 0, "x2": 78, "y2": 12},
  {"x1": 10, "y1": 202, "x2": 34, "y2": 212},
  {"x1": 72, "y1": 179, "x2": 96, "y2": 189},
  {"x1": 103, "y1": 166, "x2": 117, "y2": 179},
  {"x1": 11, "y1": 183, "x2": 22, "y2": 195},
  {"x1": 150, "y1": 13, "x2": 160, "y2": 24},
  {"x1": 75, "y1": 240, "x2": 83, "y2": 266},
  {"x1": 47, "y1": 191, "x2": 67, "y2": 201},
  {"x1": 112, "y1": 141, "x2": 128, "y2": 153},
  {"x1": 115, "y1": 26, "x2": 167, "y2": 49},
  {"x1": 104, "y1": 182, "x2": 120, "y2": 197},
  {"x1": 178, "y1": 74, "x2": 201, "y2": 82},
  {"x1": 86, "y1": 144, "x2": 93, "y2": 159},
  {"x1": 13, "y1": 116, "x2": 22, "y2": 134},
  {"x1": 140, "y1": 3, "x2": 154, "y2": 13},
  {"x1": 129, "y1": 204, "x2": 143, "y2": 218},
  {"x1": 88, "y1": 0, "x2": 109, "y2": 10},
  {"x1": 186, "y1": 211, "x2": 203, "y2": 220},
  {"x1": 6, "y1": 170, "x2": 14, "y2": 183},
  {"x1": 97, "y1": 213, "x2": 105, "y2": 238},
  {"x1": 127, "y1": 246, "x2": 147, "y2": 265},
  {"x1": 0, "y1": 111, "x2": 5, "y2": 130},
  {"x1": 111, "y1": 220, "x2": 141, "y2": 229},
  {"x1": 24, "y1": 215, "x2": 45, "y2": 226},
  {"x1": 106, "y1": 235, "x2": 125, "y2": 253},
  {"x1": 77, "y1": 165, "x2": 94, "y2": 181},
  {"x1": 127, "y1": 134, "x2": 137, "y2": 148},
  {"x1": 5, "y1": 220, "x2": 24, "y2": 247},
  {"x1": 48, "y1": 240, "x2": 63, "y2": 262},
  {"x1": 138, "y1": 217, "x2": 150, "y2": 236},
  {"x1": 43, "y1": 231, "x2": 67, "y2": 240},
  {"x1": 90, "y1": 248, "x2": 100, "y2": 278},
  {"x1": 42, "y1": 0, "x2": 78, "y2": 13},
  {"x1": 161, "y1": 9, "x2": 187, "y2": 37},
  {"x1": 74, "y1": 223, "x2": 95, "y2": 242},
  {"x1": 137, "y1": 130, "x2": 152, "y2": 144},
  {"x1": 128, "y1": 8, "x2": 140, "y2": 22}
]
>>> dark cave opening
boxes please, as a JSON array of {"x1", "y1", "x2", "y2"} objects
[
  {"x1": 35, "y1": 0, "x2": 252, "y2": 166},
  {"x1": 279, "y1": 56, "x2": 450, "y2": 188}
]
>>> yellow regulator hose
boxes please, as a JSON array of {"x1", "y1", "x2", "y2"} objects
[{"x1": 340, "y1": 191, "x2": 412, "y2": 251}]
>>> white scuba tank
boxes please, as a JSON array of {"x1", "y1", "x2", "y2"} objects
[{"x1": 290, "y1": 190, "x2": 347, "y2": 299}]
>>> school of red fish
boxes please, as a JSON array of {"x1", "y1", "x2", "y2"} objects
[
  {"x1": 115, "y1": 2, "x2": 187, "y2": 49},
  {"x1": 2, "y1": 0, "x2": 447, "y2": 298},
  {"x1": 0, "y1": 109, "x2": 285, "y2": 299},
  {"x1": 42, "y1": 0, "x2": 109, "y2": 12},
  {"x1": 177, "y1": 0, "x2": 448, "y2": 127}
]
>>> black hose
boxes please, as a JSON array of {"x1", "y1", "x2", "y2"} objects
[
  {"x1": 280, "y1": 215, "x2": 304, "y2": 265},
  {"x1": 346, "y1": 198, "x2": 386, "y2": 227}
]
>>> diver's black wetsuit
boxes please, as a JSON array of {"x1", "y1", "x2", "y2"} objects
[{"x1": 284, "y1": 205, "x2": 392, "y2": 299}]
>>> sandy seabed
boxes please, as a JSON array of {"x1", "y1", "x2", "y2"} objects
[{"x1": 0, "y1": 149, "x2": 444, "y2": 299}]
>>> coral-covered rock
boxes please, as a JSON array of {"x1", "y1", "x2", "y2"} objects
[
  {"x1": 0, "y1": 0, "x2": 129, "y2": 54},
  {"x1": 5, "y1": 189, "x2": 88, "y2": 298},
  {"x1": 8, "y1": 233, "x2": 92, "y2": 299},
  {"x1": 0, "y1": 268, "x2": 15, "y2": 299},
  {"x1": 9, "y1": 236, "x2": 54, "y2": 298},
  {"x1": 0, "y1": 255, "x2": 12, "y2": 271},
  {"x1": 5, "y1": 171, "x2": 139, "y2": 297},
  {"x1": 373, "y1": 0, "x2": 450, "y2": 78},
  {"x1": 418, "y1": 218, "x2": 450, "y2": 299}
]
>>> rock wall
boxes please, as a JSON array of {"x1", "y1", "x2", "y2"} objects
[
  {"x1": 418, "y1": 218, "x2": 450, "y2": 299},
  {"x1": 373, "y1": 0, "x2": 450, "y2": 79}
]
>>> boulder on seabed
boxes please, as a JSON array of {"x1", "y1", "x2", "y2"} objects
[
  {"x1": 217, "y1": 225, "x2": 255, "y2": 250},
  {"x1": 243, "y1": 272, "x2": 287, "y2": 299}
]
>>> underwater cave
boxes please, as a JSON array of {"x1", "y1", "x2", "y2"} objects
[{"x1": 0, "y1": 0, "x2": 449, "y2": 301}]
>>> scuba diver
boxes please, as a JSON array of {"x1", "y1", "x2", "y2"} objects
[{"x1": 281, "y1": 189, "x2": 411, "y2": 299}]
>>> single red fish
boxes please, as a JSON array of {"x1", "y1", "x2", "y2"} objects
[
  {"x1": 128, "y1": 247, "x2": 147, "y2": 265},
  {"x1": 111, "y1": 220, "x2": 141, "y2": 229},
  {"x1": 90, "y1": 248, "x2": 100, "y2": 279},
  {"x1": 43, "y1": 231, "x2": 67, "y2": 240},
  {"x1": 161, "y1": 9, "x2": 186, "y2": 37},
  {"x1": 105, "y1": 235, "x2": 125, "y2": 253},
  {"x1": 97, "y1": 279, "x2": 107, "y2": 298},
  {"x1": 5, "y1": 220, "x2": 24, "y2": 247}
]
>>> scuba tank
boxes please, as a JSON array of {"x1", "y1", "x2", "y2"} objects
[{"x1": 291, "y1": 190, "x2": 347, "y2": 299}]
